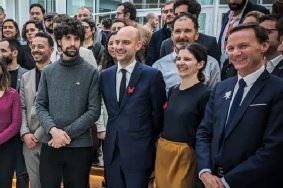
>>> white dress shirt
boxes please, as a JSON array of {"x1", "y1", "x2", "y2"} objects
[
  {"x1": 266, "y1": 55, "x2": 283, "y2": 73},
  {"x1": 199, "y1": 65, "x2": 265, "y2": 188},
  {"x1": 116, "y1": 60, "x2": 137, "y2": 101}
]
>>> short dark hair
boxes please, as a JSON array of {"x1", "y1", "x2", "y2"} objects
[
  {"x1": 118, "y1": 2, "x2": 137, "y2": 20},
  {"x1": 229, "y1": 23, "x2": 269, "y2": 44},
  {"x1": 112, "y1": 18, "x2": 127, "y2": 27},
  {"x1": 0, "y1": 57, "x2": 10, "y2": 91},
  {"x1": 0, "y1": 6, "x2": 5, "y2": 14},
  {"x1": 22, "y1": 20, "x2": 44, "y2": 41},
  {"x1": 29, "y1": 3, "x2": 45, "y2": 15},
  {"x1": 276, "y1": 17, "x2": 283, "y2": 40},
  {"x1": 1, "y1": 19, "x2": 20, "y2": 40},
  {"x1": 172, "y1": 13, "x2": 199, "y2": 31},
  {"x1": 34, "y1": 32, "x2": 54, "y2": 48},
  {"x1": 101, "y1": 18, "x2": 112, "y2": 29},
  {"x1": 178, "y1": 43, "x2": 207, "y2": 82},
  {"x1": 54, "y1": 17, "x2": 85, "y2": 46},
  {"x1": 0, "y1": 37, "x2": 20, "y2": 52},
  {"x1": 173, "y1": 0, "x2": 201, "y2": 18},
  {"x1": 161, "y1": 0, "x2": 175, "y2": 10},
  {"x1": 272, "y1": 0, "x2": 283, "y2": 15},
  {"x1": 52, "y1": 14, "x2": 71, "y2": 24},
  {"x1": 259, "y1": 13, "x2": 282, "y2": 24}
]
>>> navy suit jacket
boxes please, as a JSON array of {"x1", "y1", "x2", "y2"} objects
[
  {"x1": 271, "y1": 59, "x2": 283, "y2": 79},
  {"x1": 160, "y1": 33, "x2": 220, "y2": 63},
  {"x1": 218, "y1": 1, "x2": 270, "y2": 50},
  {"x1": 196, "y1": 70, "x2": 283, "y2": 188},
  {"x1": 100, "y1": 62, "x2": 166, "y2": 170},
  {"x1": 146, "y1": 24, "x2": 171, "y2": 66}
]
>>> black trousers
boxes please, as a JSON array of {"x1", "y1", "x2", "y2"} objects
[
  {"x1": 0, "y1": 138, "x2": 16, "y2": 188},
  {"x1": 40, "y1": 144, "x2": 92, "y2": 188}
]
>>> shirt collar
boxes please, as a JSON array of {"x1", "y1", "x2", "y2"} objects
[
  {"x1": 269, "y1": 55, "x2": 283, "y2": 68},
  {"x1": 238, "y1": 65, "x2": 265, "y2": 87},
  {"x1": 171, "y1": 51, "x2": 177, "y2": 60},
  {"x1": 117, "y1": 60, "x2": 137, "y2": 74}
]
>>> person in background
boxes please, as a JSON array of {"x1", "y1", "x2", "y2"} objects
[
  {"x1": 99, "y1": 31, "x2": 118, "y2": 71},
  {"x1": 29, "y1": 3, "x2": 45, "y2": 22},
  {"x1": 277, "y1": 16, "x2": 283, "y2": 54},
  {"x1": 20, "y1": 32, "x2": 54, "y2": 188},
  {"x1": 82, "y1": 18, "x2": 104, "y2": 63},
  {"x1": 146, "y1": 1, "x2": 175, "y2": 66},
  {"x1": 101, "y1": 18, "x2": 112, "y2": 37},
  {"x1": 21, "y1": 20, "x2": 44, "y2": 70},
  {"x1": 43, "y1": 11, "x2": 58, "y2": 38},
  {"x1": 111, "y1": 19, "x2": 127, "y2": 33},
  {"x1": 242, "y1": 10, "x2": 265, "y2": 23},
  {"x1": 144, "y1": 13, "x2": 159, "y2": 32},
  {"x1": 115, "y1": 2, "x2": 152, "y2": 63},
  {"x1": 272, "y1": 0, "x2": 283, "y2": 15},
  {"x1": 0, "y1": 6, "x2": 6, "y2": 39},
  {"x1": 0, "y1": 57, "x2": 22, "y2": 188}
]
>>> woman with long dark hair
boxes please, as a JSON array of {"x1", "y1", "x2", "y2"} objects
[
  {"x1": 0, "y1": 57, "x2": 22, "y2": 188},
  {"x1": 155, "y1": 43, "x2": 211, "y2": 188}
]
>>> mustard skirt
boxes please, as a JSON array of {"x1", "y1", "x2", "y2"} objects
[{"x1": 155, "y1": 137, "x2": 197, "y2": 188}]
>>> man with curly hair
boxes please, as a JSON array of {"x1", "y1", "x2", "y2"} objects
[{"x1": 36, "y1": 17, "x2": 101, "y2": 188}]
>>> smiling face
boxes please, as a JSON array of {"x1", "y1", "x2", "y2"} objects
[
  {"x1": 227, "y1": 28, "x2": 269, "y2": 77},
  {"x1": 114, "y1": 27, "x2": 142, "y2": 65},
  {"x1": 108, "y1": 34, "x2": 117, "y2": 59},
  {"x1": 31, "y1": 36, "x2": 53, "y2": 64},
  {"x1": 176, "y1": 48, "x2": 204, "y2": 79},
  {"x1": 172, "y1": 17, "x2": 199, "y2": 51},
  {"x1": 2, "y1": 21, "x2": 18, "y2": 38}
]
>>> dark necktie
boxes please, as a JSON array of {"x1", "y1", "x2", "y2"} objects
[
  {"x1": 119, "y1": 69, "x2": 127, "y2": 106},
  {"x1": 225, "y1": 78, "x2": 247, "y2": 132},
  {"x1": 215, "y1": 78, "x2": 246, "y2": 166}
]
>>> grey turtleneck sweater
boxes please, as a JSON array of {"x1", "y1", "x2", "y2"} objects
[{"x1": 36, "y1": 55, "x2": 101, "y2": 147}]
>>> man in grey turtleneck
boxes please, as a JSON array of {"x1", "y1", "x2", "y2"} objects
[{"x1": 36, "y1": 17, "x2": 101, "y2": 188}]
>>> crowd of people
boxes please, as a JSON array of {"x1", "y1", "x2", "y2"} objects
[{"x1": 0, "y1": 0, "x2": 283, "y2": 188}]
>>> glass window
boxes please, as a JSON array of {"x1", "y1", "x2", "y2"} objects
[
  {"x1": 198, "y1": 13, "x2": 206, "y2": 33},
  {"x1": 198, "y1": 0, "x2": 213, "y2": 5},
  {"x1": 29, "y1": 0, "x2": 55, "y2": 12},
  {"x1": 262, "y1": 0, "x2": 275, "y2": 3},
  {"x1": 67, "y1": 0, "x2": 94, "y2": 16},
  {"x1": 220, "y1": 0, "x2": 260, "y2": 4}
]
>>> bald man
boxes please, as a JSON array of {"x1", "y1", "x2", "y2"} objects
[{"x1": 100, "y1": 26, "x2": 166, "y2": 188}]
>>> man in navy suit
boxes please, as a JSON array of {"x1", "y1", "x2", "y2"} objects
[
  {"x1": 196, "y1": 23, "x2": 283, "y2": 188},
  {"x1": 100, "y1": 26, "x2": 166, "y2": 188},
  {"x1": 218, "y1": 0, "x2": 269, "y2": 65}
]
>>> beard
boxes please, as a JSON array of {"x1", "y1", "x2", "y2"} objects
[
  {"x1": 3, "y1": 55, "x2": 13, "y2": 66},
  {"x1": 46, "y1": 27, "x2": 53, "y2": 34},
  {"x1": 62, "y1": 47, "x2": 79, "y2": 58},
  {"x1": 228, "y1": 0, "x2": 246, "y2": 11}
]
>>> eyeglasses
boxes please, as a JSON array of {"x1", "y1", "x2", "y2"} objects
[{"x1": 265, "y1": 28, "x2": 278, "y2": 35}]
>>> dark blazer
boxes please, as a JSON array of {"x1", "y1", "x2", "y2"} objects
[
  {"x1": 100, "y1": 62, "x2": 166, "y2": 169},
  {"x1": 271, "y1": 59, "x2": 283, "y2": 79},
  {"x1": 218, "y1": 0, "x2": 270, "y2": 50},
  {"x1": 196, "y1": 70, "x2": 283, "y2": 188},
  {"x1": 160, "y1": 33, "x2": 220, "y2": 63},
  {"x1": 146, "y1": 24, "x2": 171, "y2": 66}
]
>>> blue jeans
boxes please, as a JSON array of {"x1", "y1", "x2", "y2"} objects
[{"x1": 14, "y1": 135, "x2": 29, "y2": 188}]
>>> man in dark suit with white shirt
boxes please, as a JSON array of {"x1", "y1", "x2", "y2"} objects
[
  {"x1": 196, "y1": 23, "x2": 283, "y2": 188},
  {"x1": 100, "y1": 26, "x2": 166, "y2": 188}
]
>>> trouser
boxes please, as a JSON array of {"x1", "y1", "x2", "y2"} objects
[
  {"x1": 0, "y1": 138, "x2": 16, "y2": 188},
  {"x1": 105, "y1": 147, "x2": 151, "y2": 188},
  {"x1": 23, "y1": 142, "x2": 42, "y2": 188},
  {"x1": 40, "y1": 144, "x2": 92, "y2": 188},
  {"x1": 14, "y1": 135, "x2": 29, "y2": 188}
]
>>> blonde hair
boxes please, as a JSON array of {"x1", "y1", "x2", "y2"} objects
[{"x1": 244, "y1": 11, "x2": 266, "y2": 23}]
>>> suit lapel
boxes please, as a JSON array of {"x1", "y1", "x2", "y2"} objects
[
  {"x1": 109, "y1": 65, "x2": 119, "y2": 110},
  {"x1": 119, "y1": 62, "x2": 142, "y2": 110},
  {"x1": 225, "y1": 71, "x2": 270, "y2": 138},
  {"x1": 196, "y1": 33, "x2": 204, "y2": 45},
  {"x1": 30, "y1": 69, "x2": 36, "y2": 96},
  {"x1": 271, "y1": 59, "x2": 283, "y2": 76},
  {"x1": 217, "y1": 77, "x2": 237, "y2": 141},
  {"x1": 16, "y1": 67, "x2": 23, "y2": 91}
]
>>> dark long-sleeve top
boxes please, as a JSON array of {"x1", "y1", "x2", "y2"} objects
[
  {"x1": 0, "y1": 88, "x2": 22, "y2": 144},
  {"x1": 162, "y1": 83, "x2": 210, "y2": 147}
]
